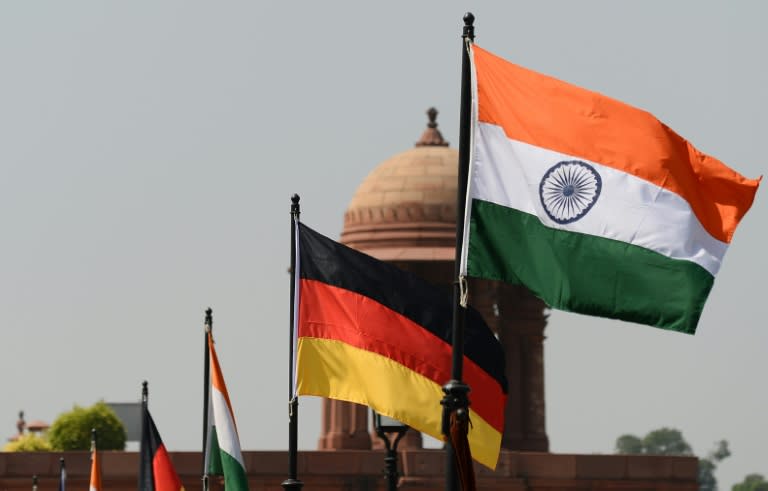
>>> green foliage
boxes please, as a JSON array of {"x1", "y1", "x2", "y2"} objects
[
  {"x1": 709, "y1": 440, "x2": 731, "y2": 462},
  {"x1": 48, "y1": 401, "x2": 126, "y2": 451},
  {"x1": 733, "y1": 474, "x2": 768, "y2": 491},
  {"x1": 699, "y1": 440, "x2": 731, "y2": 491},
  {"x1": 613, "y1": 428, "x2": 730, "y2": 491},
  {"x1": 2, "y1": 433, "x2": 53, "y2": 452},
  {"x1": 699, "y1": 459, "x2": 717, "y2": 491},
  {"x1": 615, "y1": 434, "x2": 644, "y2": 454},
  {"x1": 643, "y1": 428, "x2": 694, "y2": 456},
  {"x1": 614, "y1": 427, "x2": 693, "y2": 456}
]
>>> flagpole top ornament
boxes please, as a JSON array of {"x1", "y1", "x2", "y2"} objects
[
  {"x1": 291, "y1": 194, "x2": 300, "y2": 217},
  {"x1": 463, "y1": 12, "x2": 475, "y2": 40},
  {"x1": 416, "y1": 107, "x2": 449, "y2": 147},
  {"x1": 142, "y1": 380, "x2": 148, "y2": 399},
  {"x1": 205, "y1": 307, "x2": 213, "y2": 331}
]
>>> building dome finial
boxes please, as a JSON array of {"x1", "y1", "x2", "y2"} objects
[{"x1": 415, "y1": 107, "x2": 449, "y2": 147}]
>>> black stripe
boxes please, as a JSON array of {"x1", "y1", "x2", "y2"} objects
[
  {"x1": 298, "y1": 222, "x2": 507, "y2": 393},
  {"x1": 139, "y1": 408, "x2": 162, "y2": 491}
]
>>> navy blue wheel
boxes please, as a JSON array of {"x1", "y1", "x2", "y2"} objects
[{"x1": 539, "y1": 160, "x2": 602, "y2": 224}]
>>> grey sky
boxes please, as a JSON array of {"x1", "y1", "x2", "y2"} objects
[{"x1": 1, "y1": 2, "x2": 764, "y2": 488}]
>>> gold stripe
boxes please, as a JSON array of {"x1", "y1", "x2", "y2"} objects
[{"x1": 297, "y1": 337, "x2": 502, "y2": 469}]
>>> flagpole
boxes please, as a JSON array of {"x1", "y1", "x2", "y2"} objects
[
  {"x1": 202, "y1": 308, "x2": 212, "y2": 491},
  {"x1": 139, "y1": 381, "x2": 148, "y2": 491},
  {"x1": 32, "y1": 475, "x2": 37, "y2": 491},
  {"x1": 91, "y1": 428, "x2": 99, "y2": 491},
  {"x1": 282, "y1": 194, "x2": 303, "y2": 491},
  {"x1": 59, "y1": 457, "x2": 66, "y2": 491},
  {"x1": 441, "y1": 12, "x2": 475, "y2": 491}
]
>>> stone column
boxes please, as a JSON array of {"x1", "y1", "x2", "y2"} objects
[
  {"x1": 318, "y1": 399, "x2": 372, "y2": 450},
  {"x1": 469, "y1": 279, "x2": 549, "y2": 452}
]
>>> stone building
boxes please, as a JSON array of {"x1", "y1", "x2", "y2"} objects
[
  {"x1": 0, "y1": 109, "x2": 698, "y2": 491},
  {"x1": 319, "y1": 107, "x2": 548, "y2": 454}
]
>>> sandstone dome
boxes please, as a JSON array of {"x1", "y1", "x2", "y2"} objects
[{"x1": 340, "y1": 108, "x2": 458, "y2": 261}]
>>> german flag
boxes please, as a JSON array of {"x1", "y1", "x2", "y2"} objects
[
  {"x1": 295, "y1": 223, "x2": 507, "y2": 469},
  {"x1": 139, "y1": 408, "x2": 185, "y2": 491}
]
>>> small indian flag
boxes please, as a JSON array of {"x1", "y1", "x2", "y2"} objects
[
  {"x1": 460, "y1": 44, "x2": 760, "y2": 334},
  {"x1": 207, "y1": 332, "x2": 249, "y2": 491},
  {"x1": 89, "y1": 434, "x2": 101, "y2": 491}
]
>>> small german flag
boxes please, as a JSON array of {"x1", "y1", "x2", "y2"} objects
[
  {"x1": 295, "y1": 223, "x2": 507, "y2": 469},
  {"x1": 139, "y1": 408, "x2": 184, "y2": 491}
]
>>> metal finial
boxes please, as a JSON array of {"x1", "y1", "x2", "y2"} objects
[
  {"x1": 205, "y1": 308, "x2": 213, "y2": 332},
  {"x1": 463, "y1": 12, "x2": 475, "y2": 41},
  {"x1": 416, "y1": 107, "x2": 448, "y2": 147},
  {"x1": 142, "y1": 380, "x2": 148, "y2": 401},
  {"x1": 426, "y1": 107, "x2": 438, "y2": 128},
  {"x1": 291, "y1": 194, "x2": 301, "y2": 218}
]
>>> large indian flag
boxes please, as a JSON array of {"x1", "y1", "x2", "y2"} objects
[
  {"x1": 460, "y1": 45, "x2": 760, "y2": 334},
  {"x1": 89, "y1": 437, "x2": 101, "y2": 491},
  {"x1": 208, "y1": 333, "x2": 249, "y2": 491}
]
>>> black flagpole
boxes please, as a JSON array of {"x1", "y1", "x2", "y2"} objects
[
  {"x1": 441, "y1": 12, "x2": 475, "y2": 491},
  {"x1": 282, "y1": 194, "x2": 303, "y2": 491},
  {"x1": 58, "y1": 457, "x2": 65, "y2": 491},
  {"x1": 202, "y1": 308, "x2": 212, "y2": 491},
  {"x1": 139, "y1": 381, "x2": 149, "y2": 491}
]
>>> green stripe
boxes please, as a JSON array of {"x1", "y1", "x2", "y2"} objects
[
  {"x1": 219, "y1": 450, "x2": 249, "y2": 491},
  {"x1": 467, "y1": 200, "x2": 714, "y2": 334},
  {"x1": 206, "y1": 426, "x2": 223, "y2": 476}
]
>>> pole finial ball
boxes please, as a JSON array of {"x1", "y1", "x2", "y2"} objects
[
  {"x1": 463, "y1": 12, "x2": 475, "y2": 26},
  {"x1": 291, "y1": 194, "x2": 300, "y2": 205}
]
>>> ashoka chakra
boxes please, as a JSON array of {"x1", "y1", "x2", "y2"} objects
[{"x1": 539, "y1": 160, "x2": 602, "y2": 224}]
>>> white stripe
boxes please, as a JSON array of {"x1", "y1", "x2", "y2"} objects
[
  {"x1": 469, "y1": 122, "x2": 727, "y2": 276},
  {"x1": 211, "y1": 388, "x2": 245, "y2": 468}
]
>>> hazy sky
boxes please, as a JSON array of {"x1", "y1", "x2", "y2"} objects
[{"x1": 1, "y1": 2, "x2": 765, "y2": 488}]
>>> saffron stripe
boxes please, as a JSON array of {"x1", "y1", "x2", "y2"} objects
[
  {"x1": 472, "y1": 45, "x2": 761, "y2": 243},
  {"x1": 209, "y1": 334, "x2": 236, "y2": 427}
]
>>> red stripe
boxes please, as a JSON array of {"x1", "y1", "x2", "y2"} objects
[
  {"x1": 152, "y1": 444, "x2": 183, "y2": 491},
  {"x1": 299, "y1": 278, "x2": 506, "y2": 431}
]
